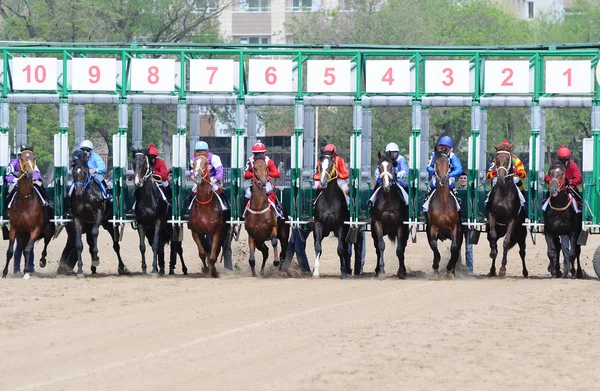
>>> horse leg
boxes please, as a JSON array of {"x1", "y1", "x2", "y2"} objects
[
  {"x1": 105, "y1": 224, "x2": 128, "y2": 275},
  {"x1": 22, "y1": 229, "x2": 39, "y2": 279},
  {"x1": 337, "y1": 227, "x2": 350, "y2": 280},
  {"x1": 169, "y1": 239, "x2": 177, "y2": 275},
  {"x1": 248, "y1": 235, "x2": 257, "y2": 277},
  {"x1": 499, "y1": 219, "x2": 516, "y2": 277},
  {"x1": 428, "y1": 226, "x2": 441, "y2": 277},
  {"x1": 151, "y1": 220, "x2": 162, "y2": 276},
  {"x1": 446, "y1": 224, "x2": 462, "y2": 277},
  {"x1": 575, "y1": 243, "x2": 583, "y2": 279},
  {"x1": 277, "y1": 220, "x2": 289, "y2": 271},
  {"x1": 178, "y1": 241, "x2": 187, "y2": 275},
  {"x1": 373, "y1": 221, "x2": 386, "y2": 279},
  {"x1": 313, "y1": 223, "x2": 323, "y2": 278},
  {"x1": 74, "y1": 219, "x2": 85, "y2": 278},
  {"x1": 397, "y1": 224, "x2": 407, "y2": 280},
  {"x1": 192, "y1": 231, "x2": 210, "y2": 278},
  {"x1": 565, "y1": 233, "x2": 577, "y2": 279},
  {"x1": 157, "y1": 241, "x2": 166, "y2": 276},
  {"x1": 270, "y1": 224, "x2": 279, "y2": 269},
  {"x1": 2, "y1": 227, "x2": 16, "y2": 278},
  {"x1": 353, "y1": 232, "x2": 364, "y2": 276},
  {"x1": 545, "y1": 234, "x2": 560, "y2": 278},
  {"x1": 137, "y1": 225, "x2": 147, "y2": 275},
  {"x1": 209, "y1": 231, "x2": 221, "y2": 278},
  {"x1": 258, "y1": 241, "x2": 269, "y2": 276},
  {"x1": 487, "y1": 214, "x2": 498, "y2": 277},
  {"x1": 518, "y1": 234, "x2": 528, "y2": 278},
  {"x1": 89, "y1": 213, "x2": 102, "y2": 269}
]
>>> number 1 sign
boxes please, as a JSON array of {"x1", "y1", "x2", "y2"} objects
[
  {"x1": 249, "y1": 59, "x2": 293, "y2": 93},
  {"x1": 545, "y1": 60, "x2": 591, "y2": 94}
]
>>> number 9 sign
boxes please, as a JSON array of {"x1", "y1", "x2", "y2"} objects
[
  {"x1": 71, "y1": 58, "x2": 117, "y2": 91},
  {"x1": 249, "y1": 59, "x2": 293, "y2": 93}
]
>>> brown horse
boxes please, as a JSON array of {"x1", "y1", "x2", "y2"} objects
[
  {"x1": 244, "y1": 157, "x2": 289, "y2": 277},
  {"x1": 3, "y1": 147, "x2": 47, "y2": 278},
  {"x1": 188, "y1": 155, "x2": 229, "y2": 278},
  {"x1": 425, "y1": 150, "x2": 463, "y2": 277}
]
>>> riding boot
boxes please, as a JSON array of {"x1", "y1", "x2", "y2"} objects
[
  {"x1": 217, "y1": 189, "x2": 230, "y2": 211},
  {"x1": 368, "y1": 183, "x2": 381, "y2": 208},
  {"x1": 311, "y1": 188, "x2": 322, "y2": 206}
]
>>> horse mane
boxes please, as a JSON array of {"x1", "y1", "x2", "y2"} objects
[
  {"x1": 549, "y1": 159, "x2": 565, "y2": 171},
  {"x1": 434, "y1": 149, "x2": 449, "y2": 160},
  {"x1": 377, "y1": 153, "x2": 392, "y2": 166},
  {"x1": 131, "y1": 148, "x2": 146, "y2": 157},
  {"x1": 495, "y1": 144, "x2": 513, "y2": 153},
  {"x1": 71, "y1": 150, "x2": 88, "y2": 167}
]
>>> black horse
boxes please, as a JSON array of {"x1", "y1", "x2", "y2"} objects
[
  {"x1": 70, "y1": 150, "x2": 127, "y2": 277},
  {"x1": 312, "y1": 153, "x2": 351, "y2": 278},
  {"x1": 131, "y1": 148, "x2": 181, "y2": 276},
  {"x1": 370, "y1": 153, "x2": 409, "y2": 279},
  {"x1": 486, "y1": 146, "x2": 528, "y2": 278},
  {"x1": 544, "y1": 161, "x2": 583, "y2": 278}
]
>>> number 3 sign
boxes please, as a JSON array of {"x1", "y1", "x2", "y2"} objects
[
  {"x1": 249, "y1": 59, "x2": 293, "y2": 93},
  {"x1": 424, "y1": 60, "x2": 470, "y2": 94}
]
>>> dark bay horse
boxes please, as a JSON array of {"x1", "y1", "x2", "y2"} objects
[
  {"x1": 370, "y1": 153, "x2": 409, "y2": 279},
  {"x1": 3, "y1": 147, "x2": 52, "y2": 278},
  {"x1": 425, "y1": 150, "x2": 463, "y2": 277},
  {"x1": 70, "y1": 151, "x2": 127, "y2": 277},
  {"x1": 486, "y1": 146, "x2": 528, "y2": 277},
  {"x1": 132, "y1": 149, "x2": 172, "y2": 276},
  {"x1": 188, "y1": 155, "x2": 229, "y2": 278},
  {"x1": 312, "y1": 153, "x2": 351, "y2": 278},
  {"x1": 244, "y1": 157, "x2": 289, "y2": 277},
  {"x1": 544, "y1": 161, "x2": 583, "y2": 278}
]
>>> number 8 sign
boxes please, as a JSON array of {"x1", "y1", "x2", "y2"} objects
[
  {"x1": 129, "y1": 58, "x2": 175, "y2": 92},
  {"x1": 249, "y1": 59, "x2": 293, "y2": 93}
]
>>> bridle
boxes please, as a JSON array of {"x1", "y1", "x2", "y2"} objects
[
  {"x1": 434, "y1": 153, "x2": 450, "y2": 186},
  {"x1": 16, "y1": 150, "x2": 36, "y2": 197},
  {"x1": 320, "y1": 155, "x2": 337, "y2": 184},
  {"x1": 134, "y1": 152, "x2": 154, "y2": 186},
  {"x1": 194, "y1": 156, "x2": 215, "y2": 205},
  {"x1": 379, "y1": 159, "x2": 395, "y2": 187},
  {"x1": 495, "y1": 150, "x2": 513, "y2": 179}
]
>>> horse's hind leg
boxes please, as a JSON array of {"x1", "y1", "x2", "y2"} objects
[
  {"x1": 192, "y1": 231, "x2": 210, "y2": 278},
  {"x1": 487, "y1": 214, "x2": 498, "y2": 277},
  {"x1": 397, "y1": 225, "x2": 408, "y2": 280},
  {"x1": 373, "y1": 222, "x2": 386, "y2": 278},
  {"x1": 257, "y1": 241, "x2": 269, "y2": 276},
  {"x1": 178, "y1": 242, "x2": 187, "y2": 275},
  {"x1": 446, "y1": 224, "x2": 462, "y2": 277},
  {"x1": 276, "y1": 220, "x2": 289, "y2": 271},
  {"x1": 3, "y1": 228, "x2": 16, "y2": 278},
  {"x1": 209, "y1": 231, "x2": 221, "y2": 278},
  {"x1": 137, "y1": 225, "x2": 147, "y2": 275},
  {"x1": 575, "y1": 244, "x2": 583, "y2": 278},
  {"x1": 499, "y1": 220, "x2": 516, "y2": 277},
  {"x1": 248, "y1": 235, "x2": 257, "y2": 277},
  {"x1": 545, "y1": 234, "x2": 560, "y2": 278},
  {"x1": 106, "y1": 225, "x2": 128, "y2": 275},
  {"x1": 518, "y1": 233, "x2": 528, "y2": 278},
  {"x1": 337, "y1": 226, "x2": 351, "y2": 279},
  {"x1": 74, "y1": 219, "x2": 85, "y2": 278}
]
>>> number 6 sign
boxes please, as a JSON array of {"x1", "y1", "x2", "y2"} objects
[
  {"x1": 249, "y1": 59, "x2": 293, "y2": 93},
  {"x1": 484, "y1": 61, "x2": 529, "y2": 94}
]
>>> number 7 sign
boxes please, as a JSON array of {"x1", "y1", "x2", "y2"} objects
[{"x1": 189, "y1": 59, "x2": 234, "y2": 92}]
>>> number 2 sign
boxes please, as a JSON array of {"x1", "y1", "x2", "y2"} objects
[
  {"x1": 249, "y1": 59, "x2": 293, "y2": 92},
  {"x1": 424, "y1": 60, "x2": 470, "y2": 94},
  {"x1": 484, "y1": 61, "x2": 529, "y2": 94}
]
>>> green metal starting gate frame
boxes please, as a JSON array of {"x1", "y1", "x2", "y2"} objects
[{"x1": 0, "y1": 43, "x2": 599, "y2": 248}]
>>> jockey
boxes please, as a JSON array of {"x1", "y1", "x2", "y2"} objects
[
  {"x1": 244, "y1": 140, "x2": 282, "y2": 214},
  {"x1": 367, "y1": 142, "x2": 409, "y2": 207},
  {"x1": 146, "y1": 143, "x2": 168, "y2": 185},
  {"x1": 313, "y1": 143, "x2": 350, "y2": 205},
  {"x1": 79, "y1": 140, "x2": 110, "y2": 199},
  {"x1": 423, "y1": 136, "x2": 463, "y2": 212},
  {"x1": 485, "y1": 139, "x2": 527, "y2": 207},
  {"x1": 545, "y1": 144, "x2": 582, "y2": 204},
  {"x1": 190, "y1": 141, "x2": 229, "y2": 211},
  {"x1": 5, "y1": 146, "x2": 47, "y2": 206}
]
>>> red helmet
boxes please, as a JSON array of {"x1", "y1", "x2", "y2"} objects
[
  {"x1": 252, "y1": 140, "x2": 266, "y2": 154},
  {"x1": 557, "y1": 145, "x2": 571, "y2": 159},
  {"x1": 147, "y1": 143, "x2": 159, "y2": 156},
  {"x1": 323, "y1": 144, "x2": 337, "y2": 154}
]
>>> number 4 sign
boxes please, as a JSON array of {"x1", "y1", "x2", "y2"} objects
[
  {"x1": 365, "y1": 60, "x2": 410, "y2": 93},
  {"x1": 249, "y1": 59, "x2": 293, "y2": 93}
]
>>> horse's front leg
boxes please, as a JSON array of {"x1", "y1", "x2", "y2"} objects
[
  {"x1": 270, "y1": 223, "x2": 279, "y2": 269},
  {"x1": 373, "y1": 221, "x2": 386, "y2": 279},
  {"x1": 499, "y1": 219, "x2": 517, "y2": 277},
  {"x1": 22, "y1": 228, "x2": 40, "y2": 279},
  {"x1": 428, "y1": 225, "x2": 441, "y2": 277},
  {"x1": 137, "y1": 225, "x2": 147, "y2": 275},
  {"x1": 2, "y1": 227, "x2": 16, "y2": 278},
  {"x1": 396, "y1": 224, "x2": 408, "y2": 280},
  {"x1": 209, "y1": 231, "x2": 221, "y2": 278},
  {"x1": 545, "y1": 234, "x2": 560, "y2": 278},
  {"x1": 446, "y1": 223, "x2": 462, "y2": 277},
  {"x1": 88, "y1": 211, "x2": 103, "y2": 271},
  {"x1": 565, "y1": 233, "x2": 577, "y2": 279},
  {"x1": 487, "y1": 213, "x2": 498, "y2": 277},
  {"x1": 191, "y1": 231, "x2": 209, "y2": 278},
  {"x1": 337, "y1": 226, "x2": 351, "y2": 279},
  {"x1": 74, "y1": 219, "x2": 85, "y2": 278},
  {"x1": 313, "y1": 223, "x2": 324, "y2": 278},
  {"x1": 107, "y1": 224, "x2": 128, "y2": 275},
  {"x1": 151, "y1": 220, "x2": 162, "y2": 276},
  {"x1": 248, "y1": 235, "x2": 257, "y2": 277}
]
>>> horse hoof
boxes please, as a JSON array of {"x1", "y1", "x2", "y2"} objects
[
  {"x1": 158, "y1": 269, "x2": 165, "y2": 276},
  {"x1": 312, "y1": 272, "x2": 320, "y2": 279},
  {"x1": 397, "y1": 271, "x2": 406, "y2": 280},
  {"x1": 273, "y1": 260, "x2": 280, "y2": 267},
  {"x1": 151, "y1": 272, "x2": 159, "y2": 278},
  {"x1": 77, "y1": 273, "x2": 85, "y2": 279},
  {"x1": 204, "y1": 273, "x2": 211, "y2": 279},
  {"x1": 169, "y1": 269, "x2": 176, "y2": 276},
  {"x1": 377, "y1": 273, "x2": 386, "y2": 280},
  {"x1": 340, "y1": 272, "x2": 348, "y2": 280},
  {"x1": 91, "y1": 266, "x2": 97, "y2": 274},
  {"x1": 488, "y1": 270, "x2": 496, "y2": 277},
  {"x1": 211, "y1": 270, "x2": 219, "y2": 278},
  {"x1": 40, "y1": 259, "x2": 47, "y2": 268},
  {"x1": 499, "y1": 268, "x2": 506, "y2": 277},
  {"x1": 433, "y1": 270, "x2": 440, "y2": 278},
  {"x1": 118, "y1": 267, "x2": 130, "y2": 276},
  {"x1": 142, "y1": 270, "x2": 147, "y2": 276},
  {"x1": 23, "y1": 273, "x2": 31, "y2": 280},
  {"x1": 92, "y1": 259, "x2": 100, "y2": 267},
  {"x1": 523, "y1": 270, "x2": 529, "y2": 278},
  {"x1": 182, "y1": 266, "x2": 188, "y2": 275},
  {"x1": 444, "y1": 271, "x2": 455, "y2": 280},
  {"x1": 251, "y1": 271, "x2": 257, "y2": 277}
]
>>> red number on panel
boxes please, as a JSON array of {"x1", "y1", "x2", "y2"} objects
[
  {"x1": 23, "y1": 65, "x2": 47, "y2": 83},
  {"x1": 207, "y1": 66, "x2": 218, "y2": 84},
  {"x1": 324, "y1": 67, "x2": 336, "y2": 86},
  {"x1": 382, "y1": 67, "x2": 395, "y2": 85},
  {"x1": 563, "y1": 68, "x2": 572, "y2": 87},
  {"x1": 501, "y1": 68, "x2": 514, "y2": 86},
  {"x1": 442, "y1": 68, "x2": 454, "y2": 86},
  {"x1": 88, "y1": 65, "x2": 101, "y2": 84},
  {"x1": 265, "y1": 66, "x2": 277, "y2": 85},
  {"x1": 147, "y1": 66, "x2": 160, "y2": 84}
]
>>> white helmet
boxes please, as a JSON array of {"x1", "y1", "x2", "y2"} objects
[
  {"x1": 385, "y1": 142, "x2": 400, "y2": 153},
  {"x1": 80, "y1": 140, "x2": 94, "y2": 150}
]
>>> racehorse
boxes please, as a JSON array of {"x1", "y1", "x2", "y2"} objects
[
  {"x1": 70, "y1": 150, "x2": 128, "y2": 277},
  {"x1": 544, "y1": 160, "x2": 583, "y2": 278},
  {"x1": 425, "y1": 150, "x2": 463, "y2": 277},
  {"x1": 2, "y1": 147, "x2": 53, "y2": 278},
  {"x1": 486, "y1": 145, "x2": 528, "y2": 277},
  {"x1": 188, "y1": 155, "x2": 230, "y2": 278},
  {"x1": 312, "y1": 153, "x2": 351, "y2": 278},
  {"x1": 244, "y1": 157, "x2": 289, "y2": 276},
  {"x1": 370, "y1": 153, "x2": 409, "y2": 279},
  {"x1": 131, "y1": 148, "x2": 173, "y2": 276}
]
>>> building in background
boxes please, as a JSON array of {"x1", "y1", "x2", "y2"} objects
[{"x1": 494, "y1": 0, "x2": 572, "y2": 19}]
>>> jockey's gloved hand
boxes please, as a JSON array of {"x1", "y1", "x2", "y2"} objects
[
  {"x1": 565, "y1": 178, "x2": 571, "y2": 186},
  {"x1": 211, "y1": 177, "x2": 218, "y2": 184},
  {"x1": 12, "y1": 178, "x2": 18, "y2": 183}
]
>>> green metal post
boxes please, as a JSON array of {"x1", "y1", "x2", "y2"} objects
[
  {"x1": 408, "y1": 102, "x2": 422, "y2": 228},
  {"x1": 0, "y1": 100, "x2": 8, "y2": 225},
  {"x1": 172, "y1": 102, "x2": 187, "y2": 226},
  {"x1": 469, "y1": 103, "x2": 481, "y2": 229},
  {"x1": 53, "y1": 101, "x2": 69, "y2": 224},
  {"x1": 112, "y1": 101, "x2": 128, "y2": 225},
  {"x1": 290, "y1": 102, "x2": 304, "y2": 225}
]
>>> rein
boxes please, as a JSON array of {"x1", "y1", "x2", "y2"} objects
[
  {"x1": 194, "y1": 156, "x2": 216, "y2": 205},
  {"x1": 135, "y1": 152, "x2": 154, "y2": 183},
  {"x1": 73, "y1": 170, "x2": 91, "y2": 191}
]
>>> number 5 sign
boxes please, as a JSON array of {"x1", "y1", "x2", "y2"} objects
[
  {"x1": 484, "y1": 61, "x2": 529, "y2": 94},
  {"x1": 424, "y1": 60, "x2": 470, "y2": 94},
  {"x1": 307, "y1": 60, "x2": 351, "y2": 93},
  {"x1": 249, "y1": 59, "x2": 293, "y2": 93}
]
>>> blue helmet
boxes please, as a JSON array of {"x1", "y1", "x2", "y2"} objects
[
  {"x1": 438, "y1": 136, "x2": 453, "y2": 148},
  {"x1": 195, "y1": 141, "x2": 209, "y2": 151}
]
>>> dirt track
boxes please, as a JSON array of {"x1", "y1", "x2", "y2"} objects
[{"x1": 1, "y1": 229, "x2": 600, "y2": 390}]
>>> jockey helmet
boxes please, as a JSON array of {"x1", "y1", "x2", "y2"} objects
[
  {"x1": 80, "y1": 140, "x2": 94, "y2": 151},
  {"x1": 438, "y1": 136, "x2": 453, "y2": 148},
  {"x1": 252, "y1": 140, "x2": 267, "y2": 154},
  {"x1": 385, "y1": 142, "x2": 400, "y2": 153},
  {"x1": 147, "y1": 143, "x2": 159, "y2": 156},
  {"x1": 323, "y1": 144, "x2": 337, "y2": 155},
  {"x1": 195, "y1": 141, "x2": 209, "y2": 151},
  {"x1": 557, "y1": 144, "x2": 571, "y2": 159}
]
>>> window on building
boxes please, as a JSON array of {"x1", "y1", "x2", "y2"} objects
[
  {"x1": 240, "y1": 37, "x2": 270, "y2": 44},
  {"x1": 340, "y1": 0, "x2": 354, "y2": 11},
  {"x1": 239, "y1": 0, "x2": 270, "y2": 12},
  {"x1": 292, "y1": 0, "x2": 321, "y2": 11},
  {"x1": 528, "y1": 1, "x2": 534, "y2": 18},
  {"x1": 193, "y1": 0, "x2": 217, "y2": 12}
]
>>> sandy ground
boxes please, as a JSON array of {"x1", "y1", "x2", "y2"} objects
[{"x1": 1, "y1": 227, "x2": 600, "y2": 391}]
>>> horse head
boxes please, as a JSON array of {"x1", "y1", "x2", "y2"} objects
[
  {"x1": 548, "y1": 160, "x2": 566, "y2": 197},
  {"x1": 434, "y1": 150, "x2": 450, "y2": 187},
  {"x1": 19, "y1": 145, "x2": 36, "y2": 180},
  {"x1": 377, "y1": 152, "x2": 395, "y2": 192},
  {"x1": 318, "y1": 154, "x2": 336, "y2": 189},
  {"x1": 131, "y1": 149, "x2": 150, "y2": 188},
  {"x1": 192, "y1": 155, "x2": 210, "y2": 185},
  {"x1": 252, "y1": 156, "x2": 268, "y2": 188},
  {"x1": 71, "y1": 150, "x2": 90, "y2": 196},
  {"x1": 494, "y1": 142, "x2": 514, "y2": 185}
]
